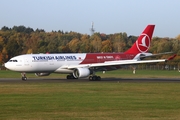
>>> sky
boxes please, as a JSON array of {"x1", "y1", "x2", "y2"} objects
[{"x1": 0, "y1": 0, "x2": 180, "y2": 38}]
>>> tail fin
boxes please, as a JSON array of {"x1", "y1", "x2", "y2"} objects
[{"x1": 125, "y1": 25, "x2": 155, "y2": 54}]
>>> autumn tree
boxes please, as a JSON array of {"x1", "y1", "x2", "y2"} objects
[
  {"x1": 0, "y1": 25, "x2": 180, "y2": 65},
  {"x1": 68, "y1": 38, "x2": 80, "y2": 53},
  {"x1": 112, "y1": 33, "x2": 126, "y2": 52},
  {"x1": 101, "y1": 40, "x2": 112, "y2": 52},
  {"x1": 79, "y1": 34, "x2": 91, "y2": 53},
  {"x1": 91, "y1": 33, "x2": 102, "y2": 52}
]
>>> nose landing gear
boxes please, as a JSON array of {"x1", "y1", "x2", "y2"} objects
[{"x1": 21, "y1": 73, "x2": 27, "y2": 81}]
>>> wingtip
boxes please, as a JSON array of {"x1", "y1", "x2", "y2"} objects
[{"x1": 168, "y1": 54, "x2": 177, "y2": 61}]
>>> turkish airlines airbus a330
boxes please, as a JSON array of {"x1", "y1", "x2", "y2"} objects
[{"x1": 5, "y1": 25, "x2": 175, "y2": 80}]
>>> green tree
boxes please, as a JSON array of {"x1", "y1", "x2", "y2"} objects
[
  {"x1": 6, "y1": 39, "x2": 22, "y2": 59},
  {"x1": 157, "y1": 38, "x2": 172, "y2": 53},
  {"x1": 1, "y1": 26, "x2": 10, "y2": 31}
]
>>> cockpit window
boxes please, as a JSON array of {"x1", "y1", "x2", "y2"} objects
[{"x1": 9, "y1": 60, "x2": 18, "y2": 62}]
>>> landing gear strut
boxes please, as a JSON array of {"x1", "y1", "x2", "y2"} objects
[
  {"x1": 21, "y1": 73, "x2": 27, "y2": 81},
  {"x1": 89, "y1": 75, "x2": 101, "y2": 81}
]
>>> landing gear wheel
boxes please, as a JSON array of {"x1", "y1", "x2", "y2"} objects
[
  {"x1": 97, "y1": 76, "x2": 101, "y2": 81},
  {"x1": 66, "y1": 75, "x2": 78, "y2": 79},
  {"x1": 22, "y1": 77, "x2": 27, "y2": 81},
  {"x1": 92, "y1": 76, "x2": 97, "y2": 81},
  {"x1": 89, "y1": 76, "x2": 101, "y2": 81},
  {"x1": 89, "y1": 76, "x2": 93, "y2": 80}
]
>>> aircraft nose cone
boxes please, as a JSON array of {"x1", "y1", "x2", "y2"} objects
[
  {"x1": 4, "y1": 62, "x2": 8, "y2": 69},
  {"x1": 4, "y1": 62, "x2": 15, "y2": 71},
  {"x1": 4, "y1": 62, "x2": 12, "y2": 70}
]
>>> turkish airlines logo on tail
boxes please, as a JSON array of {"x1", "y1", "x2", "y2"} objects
[{"x1": 136, "y1": 34, "x2": 150, "y2": 53}]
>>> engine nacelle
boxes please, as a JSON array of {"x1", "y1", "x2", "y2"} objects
[
  {"x1": 35, "y1": 73, "x2": 51, "y2": 76},
  {"x1": 73, "y1": 68, "x2": 91, "y2": 78}
]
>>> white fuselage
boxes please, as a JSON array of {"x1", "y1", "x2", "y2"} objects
[{"x1": 5, "y1": 54, "x2": 87, "y2": 73}]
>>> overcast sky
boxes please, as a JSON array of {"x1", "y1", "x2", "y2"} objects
[{"x1": 0, "y1": 0, "x2": 180, "y2": 38}]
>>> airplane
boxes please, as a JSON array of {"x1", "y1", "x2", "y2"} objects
[{"x1": 4, "y1": 25, "x2": 175, "y2": 81}]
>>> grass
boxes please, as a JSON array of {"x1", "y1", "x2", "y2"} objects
[
  {"x1": 0, "y1": 70, "x2": 180, "y2": 119},
  {"x1": 98, "y1": 69, "x2": 180, "y2": 78},
  {"x1": 0, "y1": 82, "x2": 180, "y2": 120},
  {"x1": 0, "y1": 69, "x2": 180, "y2": 79}
]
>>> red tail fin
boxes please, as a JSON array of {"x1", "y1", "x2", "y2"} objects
[{"x1": 125, "y1": 25, "x2": 155, "y2": 54}]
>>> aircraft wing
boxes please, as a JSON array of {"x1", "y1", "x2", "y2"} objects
[{"x1": 64, "y1": 59, "x2": 167, "y2": 69}]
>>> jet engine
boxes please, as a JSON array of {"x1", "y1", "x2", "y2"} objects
[
  {"x1": 73, "y1": 68, "x2": 91, "y2": 78},
  {"x1": 35, "y1": 73, "x2": 51, "y2": 76}
]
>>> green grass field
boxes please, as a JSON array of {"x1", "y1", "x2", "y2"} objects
[
  {"x1": 0, "y1": 70, "x2": 180, "y2": 119},
  {"x1": 0, "y1": 69, "x2": 180, "y2": 79}
]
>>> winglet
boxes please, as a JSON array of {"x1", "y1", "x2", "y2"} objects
[{"x1": 168, "y1": 54, "x2": 177, "y2": 61}]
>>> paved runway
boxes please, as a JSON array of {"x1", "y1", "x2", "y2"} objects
[{"x1": 0, "y1": 77, "x2": 180, "y2": 83}]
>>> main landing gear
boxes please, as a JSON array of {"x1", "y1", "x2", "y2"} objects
[
  {"x1": 89, "y1": 70, "x2": 101, "y2": 81},
  {"x1": 89, "y1": 75, "x2": 101, "y2": 81},
  {"x1": 66, "y1": 74, "x2": 101, "y2": 81},
  {"x1": 21, "y1": 73, "x2": 27, "y2": 81}
]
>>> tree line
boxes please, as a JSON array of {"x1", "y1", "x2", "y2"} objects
[{"x1": 0, "y1": 25, "x2": 180, "y2": 65}]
